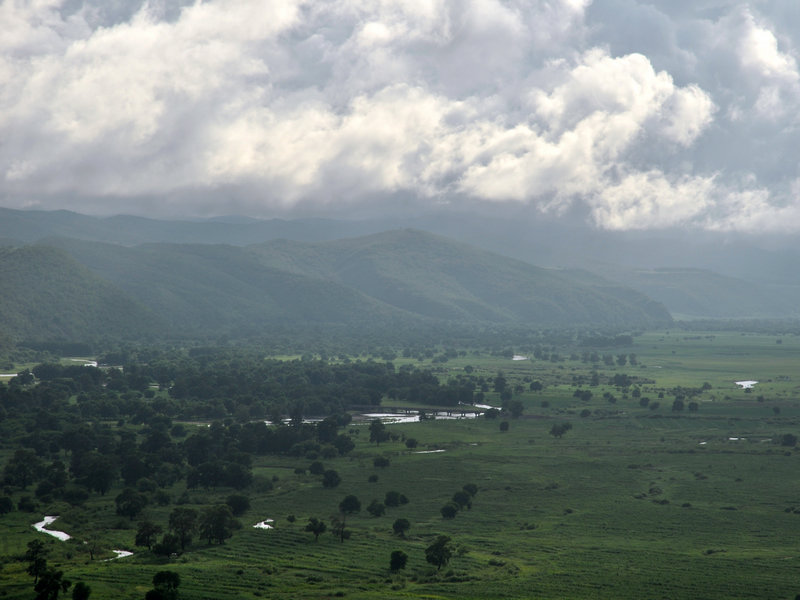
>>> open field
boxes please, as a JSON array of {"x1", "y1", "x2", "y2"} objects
[{"x1": 3, "y1": 330, "x2": 800, "y2": 599}]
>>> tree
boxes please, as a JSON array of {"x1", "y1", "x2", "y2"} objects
[
  {"x1": 549, "y1": 422, "x2": 572, "y2": 438},
  {"x1": 71, "y1": 582, "x2": 91, "y2": 600},
  {"x1": 440, "y1": 502, "x2": 459, "y2": 519},
  {"x1": 147, "y1": 571, "x2": 180, "y2": 600},
  {"x1": 225, "y1": 494, "x2": 250, "y2": 517},
  {"x1": 672, "y1": 399, "x2": 685, "y2": 412},
  {"x1": 34, "y1": 569, "x2": 71, "y2": 600},
  {"x1": 81, "y1": 453, "x2": 116, "y2": 495},
  {"x1": 305, "y1": 517, "x2": 327, "y2": 541},
  {"x1": 330, "y1": 516, "x2": 350, "y2": 542},
  {"x1": 4, "y1": 448, "x2": 43, "y2": 489},
  {"x1": 425, "y1": 535, "x2": 453, "y2": 570},
  {"x1": 463, "y1": 483, "x2": 478, "y2": 497},
  {"x1": 26, "y1": 540, "x2": 49, "y2": 584},
  {"x1": 506, "y1": 399, "x2": 524, "y2": 419},
  {"x1": 367, "y1": 499, "x2": 386, "y2": 517},
  {"x1": 384, "y1": 490, "x2": 408, "y2": 507},
  {"x1": 115, "y1": 488, "x2": 148, "y2": 520},
  {"x1": 339, "y1": 495, "x2": 361, "y2": 517},
  {"x1": 168, "y1": 507, "x2": 197, "y2": 551},
  {"x1": 152, "y1": 533, "x2": 181, "y2": 557},
  {"x1": 135, "y1": 521, "x2": 163, "y2": 550},
  {"x1": 493, "y1": 372, "x2": 507, "y2": 393},
  {"x1": 405, "y1": 438, "x2": 418, "y2": 449},
  {"x1": 452, "y1": 490, "x2": 471, "y2": 510},
  {"x1": 199, "y1": 504, "x2": 237, "y2": 545},
  {"x1": 369, "y1": 419, "x2": 389, "y2": 445},
  {"x1": 390, "y1": 550, "x2": 408, "y2": 571},
  {"x1": 373, "y1": 456, "x2": 390, "y2": 468},
  {"x1": 499, "y1": 421, "x2": 509, "y2": 433},
  {"x1": 392, "y1": 518, "x2": 410, "y2": 537},
  {"x1": 322, "y1": 469, "x2": 341, "y2": 488}
]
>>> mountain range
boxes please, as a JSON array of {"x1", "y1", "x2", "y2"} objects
[
  {"x1": 1, "y1": 207, "x2": 798, "y2": 344},
  {"x1": 0, "y1": 224, "x2": 672, "y2": 343}
]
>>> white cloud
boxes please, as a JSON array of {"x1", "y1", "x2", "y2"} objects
[{"x1": 2, "y1": 0, "x2": 800, "y2": 233}]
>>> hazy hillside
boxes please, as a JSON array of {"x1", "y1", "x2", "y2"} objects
[
  {"x1": 593, "y1": 267, "x2": 800, "y2": 319},
  {"x1": 46, "y1": 238, "x2": 413, "y2": 335},
  {"x1": 12, "y1": 230, "x2": 672, "y2": 341},
  {"x1": 0, "y1": 245, "x2": 163, "y2": 342},
  {"x1": 247, "y1": 230, "x2": 672, "y2": 327}
]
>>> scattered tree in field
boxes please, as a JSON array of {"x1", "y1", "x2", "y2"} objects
[
  {"x1": 781, "y1": 433, "x2": 798, "y2": 447},
  {"x1": 168, "y1": 507, "x2": 197, "y2": 551},
  {"x1": 390, "y1": 550, "x2": 408, "y2": 571},
  {"x1": 322, "y1": 469, "x2": 341, "y2": 488},
  {"x1": 309, "y1": 461, "x2": 325, "y2": 475},
  {"x1": 115, "y1": 488, "x2": 148, "y2": 520},
  {"x1": 688, "y1": 401, "x2": 699, "y2": 412},
  {"x1": 26, "y1": 540, "x2": 49, "y2": 584},
  {"x1": 330, "y1": 516, "x2": 350, "y2": 542},
  {"x1": 367, "y1": 499, "x2": 386, "y2": 517},
  {"x1": 373, "y1": 456, "x2": 390, "y2": 468},
  {"x1": 146, "y1": 571, "x2": 180, "y2": 600},
  {"x1": 339, "y1": 495, "x2": 361, "y2": 517},
  {"x1": 305, "y1": 517, "x2": 326, "y2": 541},
  {"x1": 369, "y1": 419, "x2": 390, "y2": 446},
  {"x1": 463, "y1": 483, "x2": 478, "y2": 497},
  {"x1": 393, "y1": 518, "x2": 411, "y2": 537},
  {"x1": 506, "y1": 399, "x2": 524, "y2": 418},
  {"x1": 135, "y1": 521, "x2": 163, "y2": 550},
  {"x1": 152, "y1": 533, "x2": 181, "y2": 556},
  {"x1": 484, "y1": 407, "x2": 500, "y2": 419},
  {"x1": 333, "y1": 495, "x2": 361, "y2": 542},
  {"x1": 549, "y1": 422, "x2": 572, "y2": 438},
  {"x1": 440, "y1": 502, "x2": 459, "y2": 519},
  {"x1": 34, "y1": 569, "x2": 70, "y2": 600},
  {"x1": 199, "y1": 504, "x2": 238, "y2": 545},
  {"x1": 405, "y1": 438, "x2": 418, "y2": 449},
  {"x1": 452, "y1": 490, "x2": 471, "y2": 510},
  {"x1": 71, "y1": 581, "x2": 91, "y2": 600},
  {"x1": 384, "y1": 490, "x2": 408, "y2": 507},
  {"x1": 425, "y1": 535, "x2": 453, "y2": 570},
  {"x1": 499, "y1": 421, "x2": 509, "y2": 432},
  {"x1": 672, "y1": 399, "x2": 684, "y2": 412}
]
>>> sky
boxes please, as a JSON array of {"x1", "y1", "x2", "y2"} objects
[{"x1": 2, "y1": 0, "x2": 800, "y2": 231}]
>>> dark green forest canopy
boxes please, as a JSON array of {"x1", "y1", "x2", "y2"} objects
[{"x1": 0, "y1": 230, "x2": 671, "y2": 346}]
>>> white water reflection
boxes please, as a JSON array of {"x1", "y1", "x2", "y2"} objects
[
  {"x1": 253, "y1": 518, "x2": 274, "y2": 530},
  {"x1": 33, "y1": 516, "x2": 71, "y2": 541}
]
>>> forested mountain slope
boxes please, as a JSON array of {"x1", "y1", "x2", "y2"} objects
[
  {"x1": 3, "y1": 230, "x2": 671, "y2": 342},
  {"x1": 246, "y1": 230, "x2": 672, "y2": 327},
  {"x1": 0, "y1": 246, "x2": 163, "y2": 341}
]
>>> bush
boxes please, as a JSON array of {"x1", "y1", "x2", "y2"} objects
[
  {"x1": 440, "y1": 502, "x2": 459, "y2": 519},
  {"x1": 367, "y1": 500, "x2": 386, "y2": 517},
  {"x1": 390, "y1": 550, "x2": 408, "y2": 571}
]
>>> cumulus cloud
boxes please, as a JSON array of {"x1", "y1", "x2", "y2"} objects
[{"x1": 1, "y1": 0, "x2": 800, "y2": 231}]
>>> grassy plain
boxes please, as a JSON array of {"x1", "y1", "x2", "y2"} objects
[{"x1": 4, "y1": 330, "x2": 800, "y2": 599}]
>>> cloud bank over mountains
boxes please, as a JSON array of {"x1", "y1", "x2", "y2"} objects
[{"x1": 2, "y1": 0, "x2": 800, "y2": 231}]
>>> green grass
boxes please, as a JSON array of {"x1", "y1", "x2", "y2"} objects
[{"x1": 5, "y1": 331, "x2": 800, "y2": 598}]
